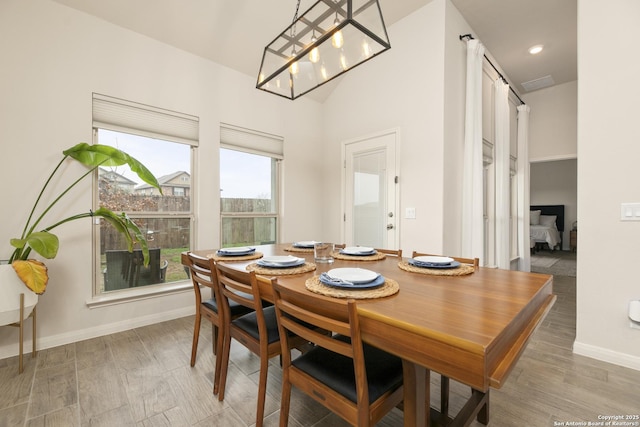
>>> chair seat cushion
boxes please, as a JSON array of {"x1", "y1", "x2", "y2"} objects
[
  {"x1": 203, "y1": 298, "x2": 254, "y2": 317},
  {"x1": 232, "y1": 305, "x2": 281, "y2": 344},
  {"x1": 291, "y1": 335, "x2": 403, "y2": 403}
]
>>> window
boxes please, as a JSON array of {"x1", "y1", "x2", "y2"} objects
[
  {"x1": 219, "y1": 124, "x2": 282, "y2": 247},
  {"x1": 92, "y1": 94, "x2": 197, "y2": 296}
]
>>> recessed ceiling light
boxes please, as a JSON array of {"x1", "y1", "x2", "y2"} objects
[{"x1": 528, "y1": 45, "x2": 544, "y2": 55}]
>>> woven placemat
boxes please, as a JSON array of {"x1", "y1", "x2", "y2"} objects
[
  {"x1": 207, "y1": 252, "x2": 263, "y2": 262},
  {"x1": 397, "y1": 260, "x2": 475, "y2": 276},
  {"x1": 283, "y1": 246, "x2": 314, "y2": 253},
  {"x1": 331, "y1": 251, "x2": 387, "y2": 261},
  {"x1": 305, "y1": 276, "x2": 399, "y2": 299},
  {"x1": 246, "y1": 262, "x2": 316, "y2": 276}
]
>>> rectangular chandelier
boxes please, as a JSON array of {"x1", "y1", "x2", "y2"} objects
[{"x1": 256, "y1": 0, "x2": 391, "y2": 100}]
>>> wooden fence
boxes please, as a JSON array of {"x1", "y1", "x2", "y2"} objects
[{"x1": 100, "y1": 196, "x2": 274, "y2": 251}]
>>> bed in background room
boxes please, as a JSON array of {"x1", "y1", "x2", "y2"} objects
[{"x1": 530, "y1": 204, "x2": 564, "y2": 251}]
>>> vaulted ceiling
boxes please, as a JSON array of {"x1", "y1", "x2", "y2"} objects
[{"x1": 52, "y1": 0, "x2": 577, "y2": 100}]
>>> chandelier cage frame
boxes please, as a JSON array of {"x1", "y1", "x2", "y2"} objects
[{"x1": 256, "y1": 0, "x2": 391, "y2": 100}]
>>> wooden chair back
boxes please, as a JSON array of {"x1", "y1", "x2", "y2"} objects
[
  {"x1": 214, "y1": 263, "x2": 286, "y2": 427},
  {"x1": 272, "y1": 280, "x2": 404, "y2": 426},
  {"x1": 375, "y1": 248, "x2": 403, "y2": 257},
  {"x1": 215, "y1": 263, "x2": 262, "y2": 319},
  {"x1": 184, "y1": 252, "x2": 221, "y2": 368},
  {"x1": 185, "y1": 252, "x2": 218, "y2": 300}
]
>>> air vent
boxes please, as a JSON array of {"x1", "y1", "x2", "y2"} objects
[{"x1": 521, "y1": 75, "x2": 555, "y2": 92}]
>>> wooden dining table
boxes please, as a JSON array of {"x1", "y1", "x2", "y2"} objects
[{"x1": 182, "y1": 244, "x2": 555, "y2": 427}]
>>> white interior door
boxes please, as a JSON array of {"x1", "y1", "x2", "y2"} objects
[{"x1": 343, "y1": 130, "x2": 398, "y2": 249}]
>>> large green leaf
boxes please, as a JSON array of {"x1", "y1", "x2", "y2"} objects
[
  {"x1": 10, "y1": 231, "x2": 59, "y2": 259},
  {"x1": 94, "y1": 208, "x2": 150, "y2": 266},
  {"x1": 120, "y1": 152, "x2": 162, "y2": 192},
  {"x1": 64, "y1": 142, "x2": 128, "y2": 167},
  {"x1": 63, "y1": 143, "x2": 161, "y2": 193}
]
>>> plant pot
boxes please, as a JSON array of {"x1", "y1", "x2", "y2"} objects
[{"x1": 0, "y1": 263, "x2": 38, "y2": 326}]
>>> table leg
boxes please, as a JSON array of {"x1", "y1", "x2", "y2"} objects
[
  {"x1": 440, "y1": 375, "x2": 449, "y2": 419},
  {"x1": 402, "y1": 360, "x2": 428, "y2": 427},
  {"x1": 477, "y1": 389, "x2": 490, "y2": 425}
]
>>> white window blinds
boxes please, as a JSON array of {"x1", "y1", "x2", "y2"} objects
[
  {"x1": 92, "y1": 93, "x2": 199, "y2": 146},
  {"x1": 220, "y1": 123, "x2": 284, "y2": 159}
]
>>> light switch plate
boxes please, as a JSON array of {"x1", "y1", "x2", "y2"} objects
[
  {"x1": 405, "y1": 207, "x2": 416, "y2": 219},
  {"x1": 620, "y1": 203, "x2": 640, "y2": 221}
]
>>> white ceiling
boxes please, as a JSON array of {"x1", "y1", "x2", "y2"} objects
[{"x1": 51, "y1": 0, "x2": 577, "y2": 101}]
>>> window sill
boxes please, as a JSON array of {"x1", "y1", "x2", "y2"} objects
[{"x1": 86, "y1": 280, "x2": 192, "y2": 308}]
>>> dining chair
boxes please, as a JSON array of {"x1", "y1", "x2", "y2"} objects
[
  {"x1": 184, "y1": 252, "x2": 253, "y2": 373},
  {"x1": 411, "y1": 250, "x2": 479, "y2": 419},
  {"x1": 272, "y1": 280, "x2": 404, "y2": 427},
  {"x1": 375, "y1": 248, "x2": 403, "y2": 257},
  {"x1": 214, "y1": 263, "x2": 308, "y2": 427}
]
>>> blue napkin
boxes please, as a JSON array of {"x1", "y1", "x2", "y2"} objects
[
  {"x1": 217, "y1": 247, "x2": 256, "y2": 256},
  {"x1": 319, "y1": 272, "x2": 355, "y2": 286}
]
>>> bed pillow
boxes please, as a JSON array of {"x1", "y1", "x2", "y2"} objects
[
  {"x1": 539, "y1": 215, "x2": 557, "y2": 227},
  {"x1": 530, "y1": 210, "x2": 541, "y2": 225}
]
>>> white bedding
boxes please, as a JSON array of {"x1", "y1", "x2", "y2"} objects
[{"x1": 530, "y1": 224, "x2": 560, "y2": 249}]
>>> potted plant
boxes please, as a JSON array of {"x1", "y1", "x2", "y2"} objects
[{"x1": 0, "y1": 143, "x2": 160, "y2": 325}]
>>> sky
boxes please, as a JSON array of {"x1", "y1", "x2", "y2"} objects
[{"x1": 99, "y1": 129, "x2": 272, "y2": 198}]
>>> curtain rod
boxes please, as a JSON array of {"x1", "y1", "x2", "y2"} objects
[{"x1": 459, "y1": 34, "x2": 525, "y2": 106}]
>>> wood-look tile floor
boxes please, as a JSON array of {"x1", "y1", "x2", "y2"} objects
[{"x1": 2, "y1": 259, "x2": 640, "y2": 426}]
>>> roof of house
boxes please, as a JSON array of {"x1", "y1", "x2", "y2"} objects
[{"x1": 135, "y1": 171, "x2": 190, "y2": 190}]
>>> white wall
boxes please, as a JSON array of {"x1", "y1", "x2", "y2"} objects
[
  {"x1": 575, "y1": 0, "x2": 640, "y2": 370},
  {"x1": 525, "y1": 81, "x2": 578, "y2": 252},
  {"x1": 525, "y1": 81, "x2": 578, "y2": 162},
  {"x1": 322, "y1": 0, "x2": 473, "y2": 256},
  {"x1": 530, "y1": 160, "x2": 577, "y2": 251},
  {"x1": 0, "y1": 0, "x2": 324, "y2": 357}
]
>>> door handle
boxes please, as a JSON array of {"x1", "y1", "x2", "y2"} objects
[{"x1": 387, "y1": 223, "x2": 394, "y2": 230}]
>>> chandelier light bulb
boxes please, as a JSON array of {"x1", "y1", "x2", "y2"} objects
[
  {"x1": 340, "y1": 53, "x2": 348, "y2": 70},
  {"x1": 289, "y1": 48, "x2": 299, "y2": 74},
  {"x1": 309, "y1": 33, "x2": 320, "y2": 63},
  {"x1": 362, "y1": 39, "x2": 371, "y2": 58},
  {"x1": 332, "y1": 13, "x2": 344, "y2": 48},
  {"x1": 332, "y1": 30, "x2": 344, "y2": 49},
  {"x1": 320, "y1": 64, "x2": 328, "y2": 80},
  {"x1": 289, "y1": 61, "x2": 299, "y2": 74}
]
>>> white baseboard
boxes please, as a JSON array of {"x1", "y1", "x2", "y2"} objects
[
  {"x1": 0, "y1": 306, "x2": 195, "y2": 360},
  {"x1": 573, "y1": 341, "x2": 640, "y2": 371}
]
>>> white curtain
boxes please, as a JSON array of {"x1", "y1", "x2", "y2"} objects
[
  {"x1": 516, "y1": 104, "x2": 531, "y2": 271},
  {"x1": 494, "y1": 79, "x2": 511, "y2": 269},
  {"x1": 462, "y1": 39, "x2": 485, "y2": 263}
]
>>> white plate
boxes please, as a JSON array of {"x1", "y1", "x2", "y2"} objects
[
  {"x1": 293, "y1": 241, "x2": 316, "y2": 247},
  {"x1": 341, "y1": 246, "x2": 375, "y2": 255},
  {"x1": 261, "y1": 255, "x2": 303, "y2": 265},
  {"x1": 327, "y1": 268, "x2": 379, "y2": 284},
  {"x1": 414, "y1": 256, "x2": 454, "y2": 265},
  {"x1": 219, "y1": 246, "x2": 254, "y2": 253}
]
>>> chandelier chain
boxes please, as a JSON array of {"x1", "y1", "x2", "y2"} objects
[{"x1": 290, "y1": 0, "x2": 302, "y2": 40}]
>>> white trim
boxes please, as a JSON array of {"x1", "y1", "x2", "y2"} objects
[
  {"x1": 0, "y1": 304, "x2": 194, "y2": 360},
  {"x1": 530, "y1": 154, "x2": 577, "y2": 163},
  {"x1": 573, "y1": 341, "x2": 640, "y2": 372},
  {"x1": 86, "y1": 281, "x2": 192, "y2": 308}
]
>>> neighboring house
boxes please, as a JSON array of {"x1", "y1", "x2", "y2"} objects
[
  {"x1": 135, "y1": 171, "x2": 190, "y2": 196},
  {"x1": 98, "y1": 167, "x2": 137, "y2": 193}
]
